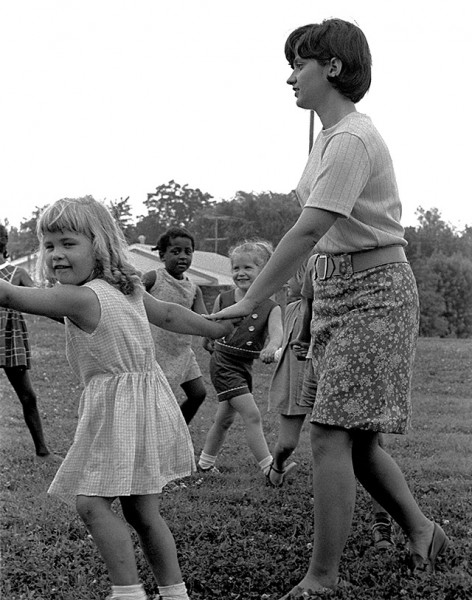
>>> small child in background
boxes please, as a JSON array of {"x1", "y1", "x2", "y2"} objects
[
  {"x1": 143, "y1": 227, "x2": 208, "y2": 424},
  {"x1": 266, "y1": 258, "x2": 313, "y2": 486},
  {"x1": 0, "y1": 198, "x2": 234, "y2": 600},
  {"x1": 198, "y1": 240, "x2": 283, "y2": 478},
  {"x1": 0, "y1": 224, "x2": 59, "y2": 461}
]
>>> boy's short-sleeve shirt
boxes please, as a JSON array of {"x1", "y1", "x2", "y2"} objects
[{"x1": 296, "y1": 112, "x2": 407, "y2": 254}]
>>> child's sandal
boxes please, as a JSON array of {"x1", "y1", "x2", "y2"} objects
[{"x1": 267, "y1": 461, "x2": 297, "y2": 487}]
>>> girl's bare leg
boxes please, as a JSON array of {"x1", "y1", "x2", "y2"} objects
[
  {"x1": 272, "y1": 414, "x2": 305, "y2": 471},
  {"x1": 4, "y1": 367, "x2": 50, "y2": 456},
  {"x1": 76, "y1": 496, "x2": 139, "y2": 585},
  {"x1": 121, "y1": 495, "x2": 183, "y2": 586},
  {"x1": 229, "y1": 393, "x2": 271, "y2": 463},
  {"x1": 201, "y1": 400, "x2": 236, "y2": 457}
]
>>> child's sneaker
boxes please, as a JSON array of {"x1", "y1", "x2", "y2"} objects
[
  {"x1": 372, "y1": 516, "x2": 394, "y2": 550},
  {"x1": 163, "y1": 479, "x2": 188, "y2": 493},
  {"x1": 197, "y1": 464, "x2": 221, "y2": 474}
]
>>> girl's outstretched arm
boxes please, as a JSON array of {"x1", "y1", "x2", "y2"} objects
[
  {"x1": 0, "y1": 280, "x2": 100, "y2": 333},
  {"x1": 143, "y1": 292, "x2": 233, "y2": 339}
]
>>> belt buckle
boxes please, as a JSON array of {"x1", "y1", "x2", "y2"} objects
[{"x1": 316, "y1": 255, "x2": 332, "y2": 280}]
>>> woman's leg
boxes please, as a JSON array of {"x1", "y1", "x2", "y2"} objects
[
  {"x1": 200, "y1": 400, "x2": 237, "y2": 458},
  {"x1": 179, "y1": 376, "x2": 206, "y2": 424},
  {"x1": 272, "y1": 414, "x2": 305, "y2": 471},
  {"x1": 4, "y1": 367, "x2": 50, "y2": 456},
  {"x1": 76, "y1": 495, "x2": 139, "y2": 585},
  {"x1": 352, "y1": 432, "x2": 435, "y2": 555},
  {"x1": 229, "y1": 393, "x2": 271, "y2": 465},
  {"x1": 121, "y1": 495, "x2": 183, "y2": 586},
  {"x1": 282, "y1": 424, "x2": 356, "y2": 598}
]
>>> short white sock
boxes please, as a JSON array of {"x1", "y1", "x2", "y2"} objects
[
  {"x1": 110, "y1": 583, "x2": 147, "y2": 599},
  {"x1": 158, "y1": 581, "x2": 189, "y2": 599},
  {"x1": 259, "y1": 454, "x2": 273, "y2": 475},
  {"x1": 198, "y1": 451, "x2": 217, "y2": 470}
]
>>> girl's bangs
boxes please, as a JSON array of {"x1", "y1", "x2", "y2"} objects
[{"x1": 38, "y1": 202, "x2": 92, "y2": 238}]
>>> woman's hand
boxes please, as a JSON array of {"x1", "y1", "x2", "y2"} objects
[{"x1": 204, "y1": 297, "x2": 256, "y2": 321}]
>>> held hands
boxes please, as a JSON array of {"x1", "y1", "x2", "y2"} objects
[
  {"x1": 208, "y1": 318, "x2": 235, "y2": 340},
  {"x1": 289, "y1": 339, "x2": 310, "y2": 361},
  {"x1": 203, "y1": 337, "x2": 215, "y2": 354},
  {"x1": 204, "y1": 297, "x2": 255, "y2": 322},
  {"x1": 260, "y1": 344, "x2": 279, "y2": 364}
]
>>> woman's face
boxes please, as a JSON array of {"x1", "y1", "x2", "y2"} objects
[{"x1": 286, "y1": 52, "x2": 331, "y2": 110}]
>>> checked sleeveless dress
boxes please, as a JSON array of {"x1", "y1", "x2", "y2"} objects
[
  {"x1": 48, "y1": 279, "x2": 195, "y2": 506},
  {"x1": 0, "y1": 265, "x2": 31, "y2": 369}
]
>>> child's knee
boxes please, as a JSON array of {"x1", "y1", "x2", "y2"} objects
[
  {"x1": 243, "y1": 408, "x2": 262, "y2": 427},
  {"x1": 76, "y1": 496, "x2": 97, "y2": 524},
  {"x1": 217, "y1": 412, "x2": 236, "y2": 430},
  {"x1": 76, "y1": 496, "x2": 109, "y2": 526}
]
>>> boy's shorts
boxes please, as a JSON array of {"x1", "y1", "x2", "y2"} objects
[{"x1": 210, "y1": 350, "x2": 253, "y2": 402}]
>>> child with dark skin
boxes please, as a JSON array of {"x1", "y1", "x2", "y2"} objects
[{"x1": 142, "y1": 227, "x2": 208, "y2": 424}]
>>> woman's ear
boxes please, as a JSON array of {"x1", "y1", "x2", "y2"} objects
[{"x1": 328, "y1": 57, "x2": 342, "y2": 77}]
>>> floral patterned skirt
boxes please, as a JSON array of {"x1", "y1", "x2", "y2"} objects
[{"x1": 309, "y1": 263, "x2": 419, "y2": 434}]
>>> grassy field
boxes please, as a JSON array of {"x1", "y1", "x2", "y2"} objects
[{"x1": 1, "y1": 315, "x2": 471, "y2": 600}]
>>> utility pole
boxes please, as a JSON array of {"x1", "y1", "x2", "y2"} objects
[
  {"x1": 203, "y1": 214, "x2": 233, "y2": 254},
  {"x1": 309, "y1": 110, "x2": 315, "y2": 153}
]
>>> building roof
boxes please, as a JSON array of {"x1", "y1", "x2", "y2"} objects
[
  {"x1": 10, "y1": 244, "x2": 233, "y2": 287},
  {"x1": 127, "y1": 244, "x2": 233, "y2": 286}
]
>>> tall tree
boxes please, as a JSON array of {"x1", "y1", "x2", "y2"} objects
[
  {"x1": 106, "y1": 197, "x2": 135, "y2": 242},
  {"x1": 143, "y1": 180, "x2": 215, "y2": 231},
  {"x1": 192, "y1": 190, "x2": 300, "y2": 254},
  {"x1": 405, "y1": 207, "x2": 458, "y2": 261}
]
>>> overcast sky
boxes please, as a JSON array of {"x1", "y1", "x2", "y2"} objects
[{"x1": 1, "y1": 0, "x2": 470, "y2": 232}]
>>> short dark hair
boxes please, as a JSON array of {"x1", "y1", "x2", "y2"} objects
[
  {"x1": 285, "y1": 19, "x2": 372, "y2": 103},
  {"x1": 152, "y1": 226, "x2": 195, "y2": 254}
]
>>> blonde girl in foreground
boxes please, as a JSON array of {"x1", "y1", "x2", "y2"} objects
[{"x1": 0, "y1": 197, "x2": 234, "y2": 600}]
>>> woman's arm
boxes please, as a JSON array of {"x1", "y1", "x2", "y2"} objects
[
  {"x1": 143, "y1": 292, "x2": 233, "y2": 339},
  {"x1": 207, "y1": 207, "x2": 338, "y2": 320},
  {"x1": 260, "y1": 305, "x2": 283, "y2": 363}
]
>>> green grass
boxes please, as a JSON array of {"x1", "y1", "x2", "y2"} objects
[{"x1": 1, "y1": 316, "x2": 471, "y2": 599}]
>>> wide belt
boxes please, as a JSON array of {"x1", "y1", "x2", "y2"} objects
[{"x1": 313, "y1": 245, "x2": 407, "y2": 281}]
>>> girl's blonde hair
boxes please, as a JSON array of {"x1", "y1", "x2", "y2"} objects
[
  {"x1": 36, "y1": 197, "x2": 141, "y2": 295},
  {"x1": 228, "y1": 239, "x2": 273, "y2": 269}
]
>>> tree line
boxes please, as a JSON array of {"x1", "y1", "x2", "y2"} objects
[{"x1": 3, "y1": 181, "x2": 472, "y2": 338}]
